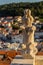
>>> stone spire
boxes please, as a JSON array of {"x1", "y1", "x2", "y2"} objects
[{"x1": 21, "y1": 9, "x2": 38, "y2": 58}]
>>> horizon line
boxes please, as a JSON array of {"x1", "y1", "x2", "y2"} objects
[{"x1": 0, "y1": 1, "x2": 43, "y2": 6}]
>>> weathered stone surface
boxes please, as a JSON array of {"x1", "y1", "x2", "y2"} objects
[
  {"x1": 35, "y1": 60, "x2": 43, "y2": 65},
  {"x1": 35, "y1": 56, "x2": 43, "y2": 65}
]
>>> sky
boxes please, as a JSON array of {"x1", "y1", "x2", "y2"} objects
[{"x1": 0, "y1": 0, "x2": 43, "y2": 5}]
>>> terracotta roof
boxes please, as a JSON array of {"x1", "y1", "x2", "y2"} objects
[
  {"x1": 0, "y1": 50, "x2": 6, "y2": 55},
  {"x1": 36, "y1": 52, "x2": 43, "y2": 55},
  {"x1": 0, "y1": 50, "x2": 21, "y2": 57},
  {"x1": 0, "y1": 28, "x2": 5, "y2": 31}
]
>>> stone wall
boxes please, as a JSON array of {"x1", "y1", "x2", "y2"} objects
[{"x1": 35, "y1": 56, "x2": 43, "y2": 65}]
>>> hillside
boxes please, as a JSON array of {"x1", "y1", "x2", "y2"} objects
[{"x1": 0, "y1": 1, "x2": 43, "y2": 19}]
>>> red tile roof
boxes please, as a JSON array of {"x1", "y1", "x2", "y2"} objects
[{"x1": 36, "y1": 52, "x2": 43, "y2": 55}]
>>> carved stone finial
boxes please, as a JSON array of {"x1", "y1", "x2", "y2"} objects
[
  {"x1": 22, "y1": 9, "x2": 38, "y2": 58},
  {"x1": 23, "y1": 9, "x2": 34, "y2": 27}
]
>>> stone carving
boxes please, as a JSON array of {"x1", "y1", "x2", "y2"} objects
[
  {"x1": 22, "y1": 9, "x2": 34, "y2": 44},
  {"x1": 21, "y1": 9, "x2": 38, "y2": 58}
]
